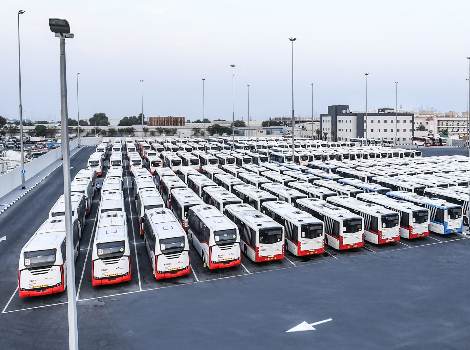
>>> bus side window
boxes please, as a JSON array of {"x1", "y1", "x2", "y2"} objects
[
  {"x1": 435, "y1": 208, "x2": 444, "y2": 223},
  {"x1": 61, "y1": 239, "x2": 66, "y2": 261},
  {"x1": 333, "y1": 221, "x2": 340, "y2": 236},
  {"x1": 370, "y1": 217, "x2": 379, "y2": 232}
]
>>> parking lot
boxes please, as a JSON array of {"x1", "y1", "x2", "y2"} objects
[{"x1": 1, "y1": 146, "x2": 470, "y2": 349}]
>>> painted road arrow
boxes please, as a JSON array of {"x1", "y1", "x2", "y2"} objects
[{"x1": 286, "y1": 318, "x2": 333, "y2": 333}]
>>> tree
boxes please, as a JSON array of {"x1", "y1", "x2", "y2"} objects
[
  {"x1": 323, "y1": 132, "x2": 328, "y2": 141},
  {"x1": 35, "y1": 120, "x2": 49, "y2": 124},
  {"x1": 232, "y1": 120, "x2": 246, "y2": 128},
  {"x1": 78, "y1": 120, "x2": 89, "y2": 126},
  {"x1": 34, "y1": 125, "x2": 47, "y2": 137},
  {"x1": 6, "y1": 125, "x2": 19, "y2": 136},
  {"x1": 149, "y1": 130, "x2": 156, "y2": 137},
  {"x1": 68, "y1": 118, "x2": 78, "y2": 126},
  {"x1": 416, "y1": 124, "x2": 426, "y2": 131},
  {"x1": 108, "y1": 128, "x2": 117, "y2": 137},
  {"x1": 143, "y1": 127, "x2": 149, "y2": 136},
  {"x1": 0, "y1": 116, "x2": 7, "y2": 127},
  {"x1": 89, "y1": 113, "x2": 109, "y2": 126},
  {"x1": 439, "y1": 129, "x2": 448, "y2": 137},
  {"x1": 261, "y1": 120, "x2": 283, "y2": 127},
  {"x1": 315, "y1": 128, "x2": 322, "y2": 140},
  {"x1": 192, "y1": 127, "x2": 204, "y2": 136},
  {"x1": 207, "y1": 124, "x2": 232, "y2": 136},
  {"x1": 118, "y1": 114, "x2": 143, "y2": 126}
]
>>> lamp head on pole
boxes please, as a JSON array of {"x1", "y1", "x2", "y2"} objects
[
  {"x1": 230, "y1": 64, "x2": 236, "y2": 68},
  {"x1": 289, "y1": 37, "x2": 296, "y2": 42},
  {"x1": 18, "y1": 10, "x2": 25, "y2": 15}
]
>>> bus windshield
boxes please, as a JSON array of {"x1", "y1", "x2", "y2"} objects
[
  {"x1": 24, "y1": 249, "x2": 56, "y2": 268},
  {"x1": 214, "y1": 229, "x2": 237, "y2": 245},
  {"x1": 151, "y1": 160, "x2": 161, "y2": 167},
  {"x1": 89, "y1": 161, "x2": 99, "y2": 166},
  {"x1": 190, "y1": 159, "x2": 199, "y2": 165},
  {"x1": 132, "y1": 160, "x2": 141, "y2": 165},
  {"x1": 343, "y1": 218, "x2": 362, "y2": 233},
  {"x1": 226, "y1": 158, "x2": 235, "y2": 164},
  {"x1": 97, "y1": 241, "x2": 125, "y2": 259},
  {"x1": 160, "y1": 237, "x2": 185, "y2": 254},
  {"x1": 448, "y1": 207, "x2": 462, "y2": 220},
  {"x1": 413, "y1": 210, "x2": 428, "y2": 224},
  {"x1": 301, "y1": 223, "x2": 323, "y2": 239},
  {"x1": 51, "y1": 211, "x2": 65, "y2": 217},
  {"x1": 209, "y1": 159, "x2": 218, "y2": 165},
  {"x1": 259, "y1": 227, "x2": 283, "y2": 244},
  {"x1": 382, "y1": 213, "x2": 399, "y2": 228},
  {"x1": 144, "y1": 204, "x2": 163, "y2": 211},
  {"x1": 172, "y1": 159, "x2": 182, "y2": 166},
  {"x1": 111, "y1": 160, "x2": 121, "y2": 166}
]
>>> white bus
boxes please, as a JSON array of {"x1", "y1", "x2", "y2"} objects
[
  {"x1": 372, "y1": 176, "x2": 426, "y2": 195},
  {"x1": 92, "y1": 209, "x2": 131, "y2": 286},
  {"x1": 314, "y1": 179, "x2": 363, "y2": 198},
  {"x1": 49, "y1": 192, "x2": 87, "y2": 229},
  {"x1": 202, "y1": 186, "x2": 243, "y2": 212},
  {"x1": 187, "y1": 174, "x2": 218, "y2": 197},
  {"x1": 338, "y1": 178, "x2": 390, "y2": 194},
  {"x1": 282, "y1": 170, "x2": 319, "y2": 184},
  {"x1": 261, "y1": 171, "x2": 296, "y2": 187},
  {"x1": 261, "y1": 201, "x2": 324, "y2": 256},
  {"x1": 357, "y1": 192, "x2": 430, "y2": 239},
  {"x1": 170, "y1": 187, "x2": 205, "y2": 231},
  {"x1": 101, "y1": 176, "x2": 123, "y2": 193},
  {"x1": 87, "y1": 152, "x2": 104, "y2": 177},
  {"x1": 142, "y1": 208, "x2": 190, "y2": 280},
  {"x1": 18, "y1": 216, "x2": 81, "y2": 298},
  {"x1": 74, "y1": 168, "x2": 97, "y2": 188},
  {"x1": 232, "y1": 184, "x2": 277, "y2": 210},
  {"x1": 155, "y1": 167, "x2": 176, "y2": 190},
  {"x1": 128, "y1": 152, "x2": 143, "y2": 175},
  {"x1": 160, "y1": 175, "x2": 187, "y2": 208},
  {"x1": 423, "y1": 187, "x2": 469, "y2": 226},
  {"x1": 136, "y1": 187, "x2": 165, "y2": 235},
  {"x1": 261, "y1": 182, "x2": 307, "y2": 205},
  {"x1": 109, "y1": 152, "x2": 123, "y2": 172},
  {"x1": 163, "y1": 154, "x2": 182, "y2": 171},
  {"x1": 216, "y1": 153, "x2": 235, "y2": 165},
  {"x1": 221, "y1": 164, "x2": 247, "y2": 178},
  {"x1": 232, "y1": 153, "x2": 252, "y2": 167},
  {"x1": 187, "y1": 204, "x2": 241, "y2": 269},
  {"x1": 327, "y1": 195, "x2": 400, "y2": 245},
  {"x1": 238, "y1": 172, "x2": 272, "y2": 189},
  {"x1": 71, "y1": 178, "x2": 94, "y2": 214},
  {"x1": 288, "y1": 181, "x2": 336, "y2": 200},
  {"x1": 175, "y1": 166, "x2": 200, "y2": 184},
  {"x1": 213, "y1": 173, "x2": 245, "y2": 193},
  {"x1": 296, "y1": 198, "x2": 364, "y2": 250},
  {"x1": 147, "y1": 154, "x2": 162, "y2": 174},
  {"x1": 201, "y1": 165, "x2": 225, "y2": 180},
  {"x1": 387, "y1": 191, "x2": 463, "y2": 235},
  {"x1": 198, "y1": 153, "x2": 219, "y2": 167},
  {"x1": 225, "y1": 203, "x2": 284, "y2": 262},
  {"x1": 178, "y1": 152, "x2": 200, "y2": 168}
]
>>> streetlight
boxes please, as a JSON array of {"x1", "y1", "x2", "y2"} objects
[
  {"x1": 140, "y1": 79, "x2": 144, "y2": 128},
  {"x1": 310, "y1": 82, "x2": 314, "y2": 139},
  {"x1": 394, "y1": 81, "x2": 398, "y2": 146},
  {"x1": 289, "y1": 37, "x2": 296, "y2": 160},
  {"x1": 76, "y1": 72, "x2": 80, "y2": 147},
  {"x1": 364, "y1": 73, "x2": 369, "y2": 144},
  {"x1": 17, "y1": 9, "x2": 26, "y2": 189},
  {"x1": 230, "y1": 64, "x2": 236, "y2": 149},
  {"x1": 48, "y1": 17, "x2": 78, "y2": 350},
  {"x1": 467, "y1": 57, "x2": 470, "y2": 227},
  {"x1": 247, "y1": 84, "x2": 251, "y2": 128},
  {"x1": 202, "y1": 78, "x2": 205, "y2": 121}
]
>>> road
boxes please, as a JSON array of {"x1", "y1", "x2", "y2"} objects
[{"x1": 0, "y1": 147, "x2": 469, "y2": 349}]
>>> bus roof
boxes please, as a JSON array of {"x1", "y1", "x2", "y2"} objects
[
  {"x1": 224, "y1": 203, "x2": 283, "y2": 230},
  {"x1": 23, "y1": 217, "x2": 66, "y2": 253},
  {"x1": 190, "y1": 204, "x2": 238, "y2": 231},
  {"x1": 261, "y1": 201, "x2": 322, "y2": 225},
  {"x1": 146, "y1": 208, "x2": 186, "y2": 239},
  {"x1": 171, "y1": 187, "x2": 204, "y2": 206},
  {"x1": 327, "y1": 195, "x2": 398, "y2": 216}
]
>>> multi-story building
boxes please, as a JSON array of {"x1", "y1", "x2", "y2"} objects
[
  {"x1": 320, "y1": 105, "x2": 414, "y2": 144},
  {"x1": 148, "y1": 116, "x2": 185, "y2": 127},
  {"x1": 436, "y1": 116, "x2": 467, "y2": 138}
]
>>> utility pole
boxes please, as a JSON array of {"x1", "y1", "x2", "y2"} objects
[
  {"x1": 230, "y1": 64, "x2": 236, "y2": 150},
  {"x1": 202, "y1": 78, "x2": 205, "y2": 121},
  {"x1": 467, "y1": 57, "x2": 470, "y2": 227},
  {"x1": 76, "y1": 72, "x2": 80, "y2": 147},
  {"x1": 17, "y1": 10, "x2": 26, "y2": 189},
  {"x1": 247, "y1": 84, "x2": 251, "y2": 127},
  {"x1": 289, "y1": 37, "x2": 296, "y2": 161},
  {"x1": 365, "y1": 73, "x2": 369, "y2": 144},
  {"x1": 140, "y1": 79, "x2": 144, "y2": 128},
  {"x1": 311, "y1": 82, "x2": 314, "y2": 139},
  {"x1": 394, "y1": 81, "x2": 398, "y2": 146},
  {"x1": 49, "y1": 18, "x2": 78, "y2": 350}
]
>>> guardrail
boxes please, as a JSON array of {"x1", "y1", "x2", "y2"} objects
[{"x1": 0, "y1": 137, "x2": 100, "y2": 200}]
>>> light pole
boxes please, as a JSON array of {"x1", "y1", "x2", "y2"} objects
[
  {"x1": 76, "y1": 72, "x2": 80, "y2": 147},
  {"x1": 49, "y1": 18, "x2": 78, "y2": 350},
  {"x1": 467, "y1": 57, "x2": 470, "y2": 227},
  {"x1": 247, "y1": 84, "x2": 251, "y2": 128},
  {"x1": 230, "y1": 64, "x2": 236, "y2": 149},
  {"x1": 311, "y1": 83, "x2": 314, "y2": 139},
  {"x1": 140, "y1": 79, "x2": 144, "y2": 128},
  {"x1": 202, "y1": 78, "x2": 205, "y2": 122},
  {"x1": 289, "y1": 37, "x2": 296, "y2": 160},
  {"x1": 17, "y1": 9, "x2": 26, "y2": 189},
  {"x1": 365, "y1": 73, "x2": 369, "y2": 144},
  {"x1": 394, "y1": 81, "x2": 398, "y2": 146}
]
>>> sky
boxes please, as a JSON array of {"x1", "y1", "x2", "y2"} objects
[{"x1": 1, "y1": 0, "x2": 470, "y2": 124}]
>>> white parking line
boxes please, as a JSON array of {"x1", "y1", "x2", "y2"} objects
[
  {"x1": 4, "y1": 236, "x2": 469, "y2": 315},
  {"x1": 363, "y1": 245, "x2": 376, "y2": 253},
  {"x1": 399, "y1": 241, "x2": 411, "y2": 248},
  {"x1": 324, "y1": 250, "x2": 338, "y2": 260},
  {"x1": 126, "y1": 186, "x2": 142, "y2": 291},
  {"x1": 190, "y1": 263, "x2": 200, "y2": 282},
  {"x1": 240, "y1": 263, "x2": 252, "y2": 274},
  {"x1": 76, "y1": 205, "x2": 99, "y2": 300},
  {"x1": 284, "y1": 256, "x2": 296, "y2": 266},
  {"x1": 428, "y1": 236, "x2": 442, "y2": 242},
  {"x1": 2, "y1": 287, "x2": 18, "y2": 314}
]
